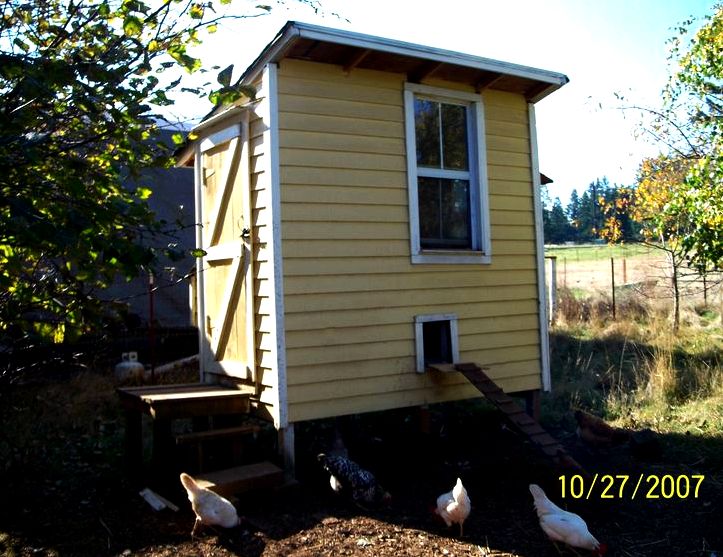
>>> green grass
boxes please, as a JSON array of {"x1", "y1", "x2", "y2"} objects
[{"x1": 545, "y1": 242, "x2": 654, "y2": 261}]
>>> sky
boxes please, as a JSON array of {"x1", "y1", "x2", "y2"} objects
[{"x1": 169, "y1": 0, "x2": 717, "y2": 204}]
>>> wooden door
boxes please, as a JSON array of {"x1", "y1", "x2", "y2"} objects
[{"x1": 196, "y1": 116, "x2": 255, "y2": 383}]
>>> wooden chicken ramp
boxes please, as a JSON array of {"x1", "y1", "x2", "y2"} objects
[{"x1": 431, "y1": 362, "x2": 585, "y2": 474}]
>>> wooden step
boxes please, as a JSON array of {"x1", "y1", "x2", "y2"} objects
[
  {"x1": 175, "y1": 424, "x2": 261, "y2": 445},
  {"x1": 176, "y1": 424, "x2": 263, "y2": 473},
  {"x1": 196, "y1": 461, "x2": 284, "y2": 498}
]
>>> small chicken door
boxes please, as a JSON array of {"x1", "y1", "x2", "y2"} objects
[{"x1": 195, "y1": 116, "x2": 255, "y2": 383}]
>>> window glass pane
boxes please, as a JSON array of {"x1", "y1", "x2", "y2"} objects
[
  {"x1": 418, "y1": 177, "x2": 441, "y2": 242},
  {"x1": 441, "y1": 104, "x2": 468, "y2": 170},
  {"x1": 441, "y1": 179, "x2": 471, "y2": 244},
  {"x1": 414, "y1": 99, "x2": 440, "y2": 167},
  {"x1": 418, "y1": 178, "x2": 471, "y2": 249}
]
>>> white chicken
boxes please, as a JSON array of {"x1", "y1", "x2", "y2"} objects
[
  {"x1": 529, "y1": 484, "x2": 607, "y2": 555},
  {"x1": 179, "y1": 472, "x2": 241, "y2": 537},
  {"x1": 434, "y1": 477, "x2": 471, "y2": 537}
]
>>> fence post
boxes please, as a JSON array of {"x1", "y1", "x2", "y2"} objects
[
  {"x1": 610, "y1": 257, "x2": 616, "y2": 320},
  {"x1": 547, "y1": 256, "x2": 558, "y2": 324}
]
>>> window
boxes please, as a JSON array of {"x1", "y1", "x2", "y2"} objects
[
  {"x1": 404, "y1": 83, "x2": 490, "y2": 264},
  {"x1": 414, "y1": 314, "x2": 459, "y2": 373}
]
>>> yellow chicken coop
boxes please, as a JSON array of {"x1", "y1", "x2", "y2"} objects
[{"x1": 175, "y1": 21, "x2": 568, "y2": 474}]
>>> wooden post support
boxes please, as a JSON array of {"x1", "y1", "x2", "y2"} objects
[
  {"x1": 523, "y1": 389, "x2": 541, "y2": 422},
  {"x1": 151, "y1": 418, "x2": 174, "y2": 490},
  {"x1": 278, "y1": 424, "x2": 295, "y2": 482},
  {"x1": 418, "y1": 405, "x2": 432, "y2": 435},
  {"x1": 546, "y1": 255, "x2": 558, "y2": 324},
  {"x1": 123, "y1": 409, "x2": 143, "y2": 485}
]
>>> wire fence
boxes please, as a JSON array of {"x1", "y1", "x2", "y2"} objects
[{"x1": 545, "y1": 248, "x2": 723, "y2": 323}]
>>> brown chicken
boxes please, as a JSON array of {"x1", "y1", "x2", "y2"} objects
[{"x1": 574, "y1": 409, "x2": 630, "y2": 448}]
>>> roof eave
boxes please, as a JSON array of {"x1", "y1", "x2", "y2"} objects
[
  {"x1": 528, "y1": 81, "x2": 569, "y2": 103},
  {"x1": 240, "y1": 21, "x2": 569, "y2": 100}
]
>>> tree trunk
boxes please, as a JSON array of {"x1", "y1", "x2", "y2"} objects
[{"x1": 669, "y1": 252, "x2": 680, "y2": 333}]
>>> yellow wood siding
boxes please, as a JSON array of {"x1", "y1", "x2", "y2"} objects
[{"x1": 277, "y1": 59, "x2": 541, "y2": 422}]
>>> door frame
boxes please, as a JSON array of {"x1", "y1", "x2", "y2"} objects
[{"x1": 194, "y1": 113, "x2": 255, "y2": 385}]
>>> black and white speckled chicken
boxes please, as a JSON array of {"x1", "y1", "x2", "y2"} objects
[{"x1": 317, "y1": 453, "x2": 391, "y2": 507}]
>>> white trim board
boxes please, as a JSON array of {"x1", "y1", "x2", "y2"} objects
[
  {"x1": 414, "y1": 313, "x2": 460, "y2": 373},
  {"x1": 261, "y1": 63, "x2": 289, "y2": 429},
  {"x1": 529, "y1": 103, "x2": 551, "y2": 392},
  {"x1": 200, "y1": 124, "x2": 242, "y2": 153},
  {"x1": 193, "y1": 144, "x2": 207, "y2": 382}
]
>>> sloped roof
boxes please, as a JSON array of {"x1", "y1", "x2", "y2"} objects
[
  {"x1": 176, "y1": 21, "x2": 569, "y2": 165},
  {"x1": 240, "y1": 21, "x2": 569, "y2": 103}
]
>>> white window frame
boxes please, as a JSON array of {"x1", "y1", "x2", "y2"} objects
[
  {"x1": 414, "y1": 313, "x2": 460, "y2": 373},
  {"x1": 404, "y1": 83, "x2": 491, "y2": 264}
]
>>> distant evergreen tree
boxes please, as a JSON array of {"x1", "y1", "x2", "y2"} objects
[
  {"x1": 545, "y1": 198, "x2": 572, "y2": 243},
  {"x1": 574, "y1": 178, "x2": 610, "y2": 241},
  {"x1": 567, "y1": 189, "x2": 582, "y2": 242},
  {"x1": 577, "y1": 190, "x2": 595, "y2": 241}
]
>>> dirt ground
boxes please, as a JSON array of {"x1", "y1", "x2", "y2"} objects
[{"x1": 1, "y1": 371, "x2": 721, "y2": 557}]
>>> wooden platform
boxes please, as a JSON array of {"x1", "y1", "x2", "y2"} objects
[
  {"x1": 196, "y1": 461, "x2": 285, "y2": 498},
  {"x1": 117, "y1": 382, "x2": 252, "y2": 419}
]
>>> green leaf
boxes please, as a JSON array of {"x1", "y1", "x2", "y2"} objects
[
  {"x1": 190, "y1": 3, "x2": 204, "y2": 19},
  {"x1": 190, "y1": 248, "x2": 207, "y2": 258},
  {"x1": 13, "y1": 38, "x2": 30, "y2": 52},
  {"x1": 123, "y1": 15, "x2": 143, "y2": 36},
  {"x1": 217, "y1": 64, "x2": 234, "y2": 87},
  {"x1": 135, "y1": 187, "x2": 152, "y2": 200}
]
